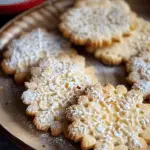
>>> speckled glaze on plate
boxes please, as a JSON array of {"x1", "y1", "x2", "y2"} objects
[{"x1": 0, "y1": 0, "x2": 149, "y2": 150}]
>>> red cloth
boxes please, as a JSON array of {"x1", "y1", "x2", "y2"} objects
[{"x1": 0, "y1": 0, "x2": 46, "y2": 14}]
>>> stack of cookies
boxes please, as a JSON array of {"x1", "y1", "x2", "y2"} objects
[{"x1": 1, "y1": 0, "x2": 150, "y2": 150}]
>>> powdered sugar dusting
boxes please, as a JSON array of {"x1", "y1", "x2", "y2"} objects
[
  {"x1": 22, "y1": 54, "x2": 97, "y2": 134},
  {"x1": 67, "y1": 84, "x2": 150, "y2": 149},
  {"x1": 60, "y1": 0, "x2": 134, "y2": 46},
  {"x1": 40, "y1": 133, "x2": 78, "y2": 150},
  {"x1": 127, "y1": 50, "x2": 150, "y2": 98},
  {"x1": 90, "y1": 18, "x2": 150, "y2": 65},
  {"x1": 4, "y1": 28, "x2": 72, "y2": 72}
]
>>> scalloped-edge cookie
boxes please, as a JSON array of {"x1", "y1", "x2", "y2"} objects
[
  {"x1": 1, "y1": 28, "x2": 75, "y2": 84},
  {"x1": 59, "y1": 0, "x2": 137, "y2": 48},
  {"x1": 22, "y1": 54, "x2": 97, "y2": 136},
  {"x1": 88, "y1": 18, "x2": 150, "y2": 65},
  {"x1": 66, "y1": 84, "x2": 150, "y2": 150},
  {"x1": 74, "y1": 0, "x2": 109, "y2": 8},
  {"x1": 126, "y1": 51, "x2": 150, "y2": 99}
]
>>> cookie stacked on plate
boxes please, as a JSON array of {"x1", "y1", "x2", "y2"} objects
[
  {"x1": 66, "y1": 84, "x2": 150, "y2": 150},
  {"x1": 60, "y1": 0, "x2": 137, "y2": 49},
  {"x1": 1, "y1": 29, "x2": 75, "y2": 84},
  {"x1": 1, "y1": 0, "x2": 150, "y2": 150},
  {"x1": 22, "y1": 53, "x2": 97, "y2": 135},
  {"x1": 59, "y1": 0, "x2": 150, "y2": 149}
]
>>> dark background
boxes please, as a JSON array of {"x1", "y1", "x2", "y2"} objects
[{"x1": 0, "y1": 14, "x2": 20, "y2": 150}]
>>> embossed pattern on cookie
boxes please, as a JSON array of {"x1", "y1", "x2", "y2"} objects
[
  {"x1": 89, "y1": 18, "x2": 150, "y2": 65},
  {"x1": 22, "y1": 54, "x2": 97, "y2": 136},
  {"x1": 59, "y1": 0, "x2": 137, "y2": 48},
  {"x1": 1, "y1": 28, "x2": 74, "y2": 84},
  {"x1": 66, "y1": 84, "x2": 150, "y2": 150},
  {"x1": 126, "y1": 51, "x2": 150, "y2": 99}
]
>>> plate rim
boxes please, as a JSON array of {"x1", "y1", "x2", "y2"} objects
[
  {"x1": 0, "y1": 1, "x2": 48, "y2": 50},
  {"x1": 0, "y1": 1, "x2": 52, "y2": 149}
]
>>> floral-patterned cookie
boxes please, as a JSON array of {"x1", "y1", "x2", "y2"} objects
[
  {"x1": 87, "y1": 18, "x2": 150, "y2": 65},
  {"x1": 22, "y1": 54, "x2": 97, "y2": 136},
  {"x1": 66, "y1": 84, "x2": 150, "y2": 150},
  {"x1": 59, "y1": 0, "x2": 136, "y2": 48},
  {"x1": 1, "y1": 28, "x2": 74, "y2": 83}
]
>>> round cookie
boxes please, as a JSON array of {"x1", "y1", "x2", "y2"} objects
[
  {"x1": 22, "y1": 54, "x2": 97, "y2": 136},
  {"x1": 88, "y1": 18, "x2": 150, "y2": 65},
  {"x1": 1, "y1": 28, "x2": 75, "y2": 84},
  {"x1": 66, "y1": 84, "x2": 150, "y2": 150},
  {"x1": 59, "y1": 0, "x2": 137, "y2": 48}
]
